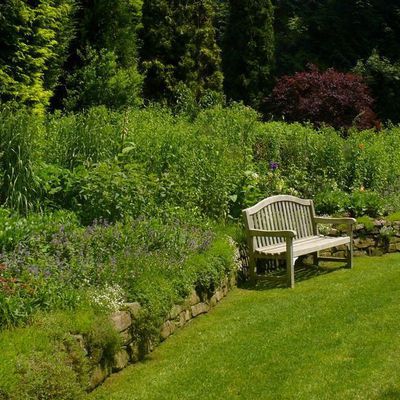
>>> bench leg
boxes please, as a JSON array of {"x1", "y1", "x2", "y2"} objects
[
  {"x1": 347, "y1": 241, "x2": 353, "y2": 269},
  {"x1": 286, "y1": 239, "x2": 295, "y2": 288},
  {"x1": 248, "y1": 254, "x2": 257, "y2": 282},
  {"x1": 313, "y1": 251, "x2": 319, "y2": 267}
]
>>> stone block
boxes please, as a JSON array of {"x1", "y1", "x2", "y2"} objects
[
  {"x1": 354, "y1": 238, "x2": 375, "y2": 249},
  {"x1": 209, "y1": 294, "x2": 218, "y2": 308},
  {"x1": 178, "y1": 309, "x2": 191, "y2": 327},
  {"x1": 354, "y1": 250, "x2": 367, "y2": 257},
  {"x1": 368, "y1": 247, "x2": 384, "y2": 256},
  {"x1": 110, "y1": 311, "x2": 132, "y2": 332},
  {"x1": 119, "y1": 328, "x2": 133, "y2": 345},
  {"x1": 229, "y1": 273, "x2": 237, "y2": 288},
  {"x1": 355, "y1": 224, "x2": 365, "y2": 232},
  {"x1": 112, "y1": 348, "x2": 130, "y2": 372},
  {"x1": 374, "y1": 219, "x2": 385, "y2": 227},
  {"x1": 90, "y1": 365, "x2": 110, "y2": 389},
  {"x1": 319, "y1": 250, "x2": 332, "y2": 257},
  {"x1": 191, "y1": 302, "x2": 209, "y2": 317},
  {"x1": 169, "y1": 304, "x2": 182, "y2": 320},
  {"x1": 301, "y1": 255, "x2": 314, "y2": 265},
  {"x1": 160, "y1": 320, "x2": 176, "y2": 341},
  {"x1": 188, "y1": 289, "x2": 201, "y2": 306},
  {"x1": 214, "y1": 289, "x2": 224, "y2": 302},
  {"x1": 128, "y1": 342, "x2": 140, "y2": 363},
  {"x1": 333, "y1": 251, "x2": 346, "y2": 258}
]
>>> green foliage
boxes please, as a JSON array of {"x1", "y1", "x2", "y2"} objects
[
  {"x1": 386, "y1": 212, "x2": 400, "y2": 223},
  {"x1": 274, "y1": 1, "x2": 400, "y2": 75},
  {"x1": 64, "y1": 48, "x2": 143, "y2": 110},
  {"x1": 62, "y1": 0, "x2": 143, "y2": 110},
  {"x1": 0, "y1": 206, "x2": 232, "y2": 327},
  {"x1": 355, "y1": 50, "x2": 400, "y2": 123},
  {"x1": 314, "y1": 190, "x2": 350, "y2": 216},
  {"x1": 75, "y1": 0, "x2": 142, "y2": 67},
  {"x1": 66, "y1": 161, "x2": 156, "y2": 224},
  {"x1": 0, "y1": 0, "x2": 76, "y2": 113},
  {"x1": 0, "y1": 106, "x2": 40, "y2": 213},
  {"x1": 0, "y1": 208, "x2": 78, "y2": 250},
  {"x1": 356, "y1": 216, "x2": 374, "y2": 231},
  {"x1": 0, "y1": 309, "x2": 121, "y2": 399},
  {"x1": 348, "y1": 191, "x2": 383, "y2": 218},
  {"x1": 314, "y1": 190, "x2": 384, "y2": 218},
  {"x1": 141, "y1": 0, "x2": 223, "y2": 105},
  {"x1": 223, "y1": 0, "x2": 274, "y2": 109},
  {"x1": 42, "y1": 106, "x2": 122, "y2": 168},
  {"x1": 12, "y1": 352, "x2": 85, "y2": 400}
]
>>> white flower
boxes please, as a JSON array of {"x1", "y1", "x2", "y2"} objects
[{"x1": 90, "y1": 284, "x2": 125, "y2": 311}]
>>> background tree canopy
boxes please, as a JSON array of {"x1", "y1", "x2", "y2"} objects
[{"x1": 1, "y1": 0, "x2": 400, "y2": 122}]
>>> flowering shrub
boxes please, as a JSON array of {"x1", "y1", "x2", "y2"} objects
[{"x1": 269, "y1": 65, "x2": 379, "y2": 132}]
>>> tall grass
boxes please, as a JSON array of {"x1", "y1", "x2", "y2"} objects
[{"x1": 0, "y1": 106, "x2": 40, "y2": 213}]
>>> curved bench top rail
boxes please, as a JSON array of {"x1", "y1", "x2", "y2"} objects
[{"x1": 243, "y1": 195, "x2": 313, "y2": 216}]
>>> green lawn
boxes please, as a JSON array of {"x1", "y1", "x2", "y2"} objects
[{"x1": 88, "y1": 255, "x2": 400, "y2": 400}]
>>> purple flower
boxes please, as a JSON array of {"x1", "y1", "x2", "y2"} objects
[{"x1": 269, "y1": 161, "x2": 279, "y2": 171}]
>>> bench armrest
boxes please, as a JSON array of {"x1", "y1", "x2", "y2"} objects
[
  {"x1": 248, "y1": 229, "x2": 297, "y2": 238},
  {"x1": 314, "y1": 217, "x2": 356, "y2": 225}
]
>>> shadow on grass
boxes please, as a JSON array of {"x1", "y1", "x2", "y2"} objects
[
  {"x1": 240, "y1": 262, "x2": 346, "y2": 290},
  {"x1": 376, "y1": 388, "x2": 400, "y2": 400}
]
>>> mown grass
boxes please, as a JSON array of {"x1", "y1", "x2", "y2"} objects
[{"x1": 89, "y1": 255, "x2": 400, "y2": 400}]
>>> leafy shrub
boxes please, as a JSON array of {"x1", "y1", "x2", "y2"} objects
[
  {"x1": 345, "y1": 130, "x2": 394, "y2": 192},
  {"x1": 65, "y1": 48, "x2": 143, "y2": 111},
  {"x1": 354, "y1": 50, "x2": 400, "y2": 123},
  {"x1": 0, "y1": 208, "x2": 78, "y2": 250},
  {"x1": 268, "y1": 65, "x2": 379, "y2": 132},
  {"x1": 348, "y1": 191, "x2": 383, "y2": 218},
  {"x1": 66, "y1": 161, "x2": 156, "y2": 224},
  {"x1": 314, "y1": 190, "x2": 350, "y2": 215}
]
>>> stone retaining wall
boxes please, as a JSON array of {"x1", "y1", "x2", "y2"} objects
[
  {"x1": 73, "y1": 272, "x2": 237, "y2": 390},
  {"x1": 320, "y1": 219, "x2": 400, "y2": 258}
]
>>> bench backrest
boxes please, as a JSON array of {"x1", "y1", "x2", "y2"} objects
[{"x1": 242, "y1": 195, "x2": 318, "y2": 249}]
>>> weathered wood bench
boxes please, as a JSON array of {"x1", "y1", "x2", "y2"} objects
[{"x1": 242, "y1": 195, "x2": 356, "y2": 288}]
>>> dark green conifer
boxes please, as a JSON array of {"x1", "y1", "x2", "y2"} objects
[
  {"x1": 140, "y1": 0, "x2": 223, "y2": 104},
  {"x1": 223, "y1": 0, "x2": 274, "y2": 110}
]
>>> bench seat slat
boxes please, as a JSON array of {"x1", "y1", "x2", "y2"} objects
[{"x1": 255, "y1": 235, "x2": 350, "y2": 258}]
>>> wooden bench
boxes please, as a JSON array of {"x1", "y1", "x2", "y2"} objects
[{"x1": 242, "y1": 195, "x2": 356, "y2": 288}]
